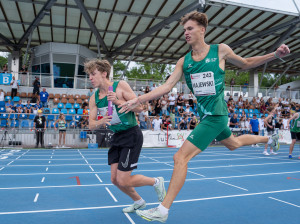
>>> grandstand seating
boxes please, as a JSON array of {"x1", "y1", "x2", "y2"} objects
[
  {"x1": 21, "y1": 120, "x2": 29, "y2": 128},
  {"x1": 65, "y1": 103, "x2": 72, "y2": 109}
]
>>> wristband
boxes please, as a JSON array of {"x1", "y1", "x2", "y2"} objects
[{"x1": 274, "y1": 52, "x2": 285, "y2": 62}]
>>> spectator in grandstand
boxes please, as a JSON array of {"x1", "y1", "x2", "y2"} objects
[
  {"x1": 150, "y1": 83, "x2": 156, "y2": 91},
  {"x1": 260, "y1": 102, "x2": 267, "y2": 115},
  {"x1": 176, "y1": 95, "x2": 184, "y2": 109},
  {"x1": 154, "y1": 99, "x2": 162, "y2": 116},
  {"x1": 151, "y1": 114, "x2": 162, "y2": 131},
  {"x1": 249, "y1": 114, "x2": 260, "y2": 147},
  {"x1": 229, "y1": 113, "x2": 238, "y2": 128},
  {"x1": 83, "y1": 105, "x2": 89, "y2": 116},
  {"x1": 39, "y1": 88, "x2": 49, "y2": 108},
  {"x1": 161, "y1": 95, "x2": 168, "y2": 115},
  {"x1": 188, "y1": 115, "x2": 198, "y2": 130},
  {"x1": 162, "y1": 115, "x2": 172, "y2": 130},
  {"x1": 54, "y1": 113, "x2": 67, "y2": 148},
  {"x1": 188, "y1": 91, "x2": 194, "y2": 109},
  {"x1": 169, "y1": 93, "x2": 176, "y2": 112},
  {"x1": 32, "y1": 77, "x2": 40, "y2": 98},
  {"x1": 178, "y1": 106, "x2": 185, "y2": 117},
  {"x1": 227, "y1": 100, "x2": 235, "y2": 115},
  {"x1": 263, "y1": 109, "x2": 278, "y2": 156},
  {"x1": 138, "y1": 108, "x2": 147, "y2": 129},
  {"x1": 144, "y1": 86, "x2": 150, "y2": 94},
  {"x1": 0, "y1": 89, "x2": 4, "y2": 102},
  {"x1": 237, "y1": 96, "x2": 243, "y2": 109},
  {"x1": 24, "y1": 100, "x2": 32, "y2": 114},
  {"x1": 15, "y1": 100, "x2": 24, "y2": 114},
  {"x1": 239, "y1": 116, "x2": 248, "y2": 134},
  {"x1": 78, "y1": 116, "x2": 89, "y2": 129},
  {"x1": 33, "y1": 110, "x2": 46, "y2": 148},
  {"x1": 20, "y1": 64, "x2": 28, "y2": 74},
  {"x1": 286, "y1": 86, "x2": 291, "y2": 99},
  {"x1": 242, "y1": 81, "x2": 248, "y2": 96},
  {"x1": 275, "y1": 119, "x2": 283, "y2": 130},
  {"x1": 258, "y1": 115, "x2": 265, "y2": 136},
  {"x1": 178, "y1": 116, "x2": 189, "y2": 130},
  {"x1": 87, "y1": 87, "x2": 94, "y2": 101},
  {"x1": 10, "y1": 76, "x2": 19, "y2": 99},
  {"x1": 287, "y1": 112, "x2": 300, "y2": 159},
  {"x1": 5, "y1": 100, "x2": 14, "y2": 113},
  {"x1": 33, "y1": 100, "x2": 42, "y2": 114},
  {"x1": 184, "y1": 105, "x2": 193, "y2": 117}
]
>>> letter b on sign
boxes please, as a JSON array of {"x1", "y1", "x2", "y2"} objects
[{"x1": 3, "y1": 76, "x2": 9, "y2": 84}]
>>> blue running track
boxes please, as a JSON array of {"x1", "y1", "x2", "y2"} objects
[{"x1": 0, "y1": 145, "x2": 299, "y2": 224}]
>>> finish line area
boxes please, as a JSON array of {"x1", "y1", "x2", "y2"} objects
[{"x1": 0, "y1": 145, "x2": 299, "y2": 224}]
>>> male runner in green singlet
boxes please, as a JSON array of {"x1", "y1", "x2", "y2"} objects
[
  {"x1": 119, "y1": 11, "x2": 290, "y2": 223},
  {"x1": 85, "y1": 59, "x2": 166, "y2": 213},
  {"x1": 287, "y1": 112, "x2": 300, "y2": 159}
]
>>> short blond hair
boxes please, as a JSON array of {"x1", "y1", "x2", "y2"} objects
[
  {"x1": 84, "y1": 59, "x2": 111, "y2": 79},
  {"x1": 180, "y1": 11, "x2": 208, "y2": 29}
]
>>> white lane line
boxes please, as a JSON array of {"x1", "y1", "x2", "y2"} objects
[
  {"x1": 45, "y1": 167, "x2": 48, "y2": 172},
  {"x1": 84, "y1": 159, "x2": 89, "y2": 164},
  {"x1": 269, "y1": 197, "x2": 300, "y2": 208},
  {"x1": 105, "y1": 187, "x2": 118, "y2": 202},
  {"x1": 124, "y1": 213, "x2": 135, "y2": 224},
  {"x1": 217, "y1": 180, "x2": 248, "y2": 191},
  {"x1": 41, "y1": 177, "x2": 45, "y2": 183},
  {"x1": 0, "y1": 183, "x2": 113, "y2": 190},
  {"x1": 0, "y1": 167, "x2": 4, "y2": 171},
  {"x1": 1, "y1": 188, "x2": 299, "y2": 215},
  {"x1": 16, "y1": 156, "x2": 21, "y2": 160},
  {"x1": 143, "y1": 155, "x2": 206, "y2": 177},
  {"x1": 33, "y1": 193, "x2": 39, "y2": 202},
  {"x1": 95, "y1": 174, "x2": 103, "y2": 183},
  {"x1": 7, "y1": 161, "x2": 14, "y2": 166},
  {"x1": 48, "y1": 161, "x2": 51, "y2": 164},
  {"x1": 89, "y1": 166, "x2": 94, "y2": 172}
]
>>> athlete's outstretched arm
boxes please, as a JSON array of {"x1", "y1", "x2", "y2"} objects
[
  {"x1": 220, "y1": 43, "x2": 290, "y2": 70},
  {"x1": 119, "y1": 57, "x2": 184, "y2": 113}
]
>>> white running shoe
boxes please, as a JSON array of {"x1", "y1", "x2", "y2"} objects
[
  {"x1": 255, "y1": 144, "x2": 260, "y2": 147},
  {"x1": 263, "y1": 151, "x2": 270, "y2": 156},
  {"x1": 123, "y1": 201, "x2": 146, "y2": 213},
  {"x1": 270, "y1": 134, "x2": 280, "y2": 152},
  {"x1": 154, "y1": 177, "x2": 166, "y2": 202},
  {"x1": 136, "y1": 207, "x2": 168, "y2": 223},
  {"x1": 270, "y1": 151, "x2": 278, "y2": 155},
  {"x1": 252, "y1": 144, "x2": 255, "y2": 147}
]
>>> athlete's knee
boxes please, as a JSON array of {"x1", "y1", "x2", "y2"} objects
[
  {"x1": 116, "y1": 176, "x2": 130, "y2": 188},
  {"x1": 173, "y1": 151, "x2": 189, "y2": 166},
  {"x1": 111, "y1": 176, "x2": 118, "y2": 186}
]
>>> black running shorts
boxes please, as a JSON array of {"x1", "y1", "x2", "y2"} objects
[{"x1": 108, "y1": 126, "x2": 143, "y2": 171}]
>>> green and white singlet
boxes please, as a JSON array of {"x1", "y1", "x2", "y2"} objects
[
  {"x1": 183, "y1": 44, "x2": 228, "y2": 118},
  {"x1": 291, "y1": 113, "x2": 300, "y2": 133},
  {"x1": 95, "y1": 81, "x2": 137, "y2": 133},
  {"x1": 184, "y1": 44, "x2": 232, "y2": 150}
]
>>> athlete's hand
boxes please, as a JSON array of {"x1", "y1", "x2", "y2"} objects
[
  {"x1": 99, "y1": 115, "x2": 112, "y2": 126},
  {"x1": 119, "y1": 98, "x2": 140, "y2": 113},
  {"x1": 275, "y1": 44, "x2": 290, "y2": 58},
  {"x1": 107, "y1": 90, "x2": 118, "y2": 104}
]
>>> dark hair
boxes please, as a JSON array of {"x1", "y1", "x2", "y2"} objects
[{"x1": 180, "y1": 11, "x2": 208, "y2": 29}]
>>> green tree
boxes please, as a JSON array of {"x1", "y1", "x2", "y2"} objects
[{"x1": 0, "y1": 56, "x2": 8, "y2": 69}]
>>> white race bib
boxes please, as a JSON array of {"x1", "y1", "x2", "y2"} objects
[
  {"x1": 98, "y1": 106, "x2": 121, "y2": 125},
  {"x1": 297, "y1": 120, "x2": 300, "y2": 127},
  {"x1": 190, "y1": 72, "x2": 216, "y2": 96}
]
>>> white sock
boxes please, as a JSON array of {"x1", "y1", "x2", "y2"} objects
[
  {"x1": 134, "y1": 198, "x2": 145, "y2": 205},
  {"x1": 267, "y1": 137, "x2": 273, "y2": 145},
  {"x1": 158, "y1": 204, "x2": 169, "y2": 215},
  {"x1": 153, "y1": 178, "x2": 160, "y2": 187}
]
